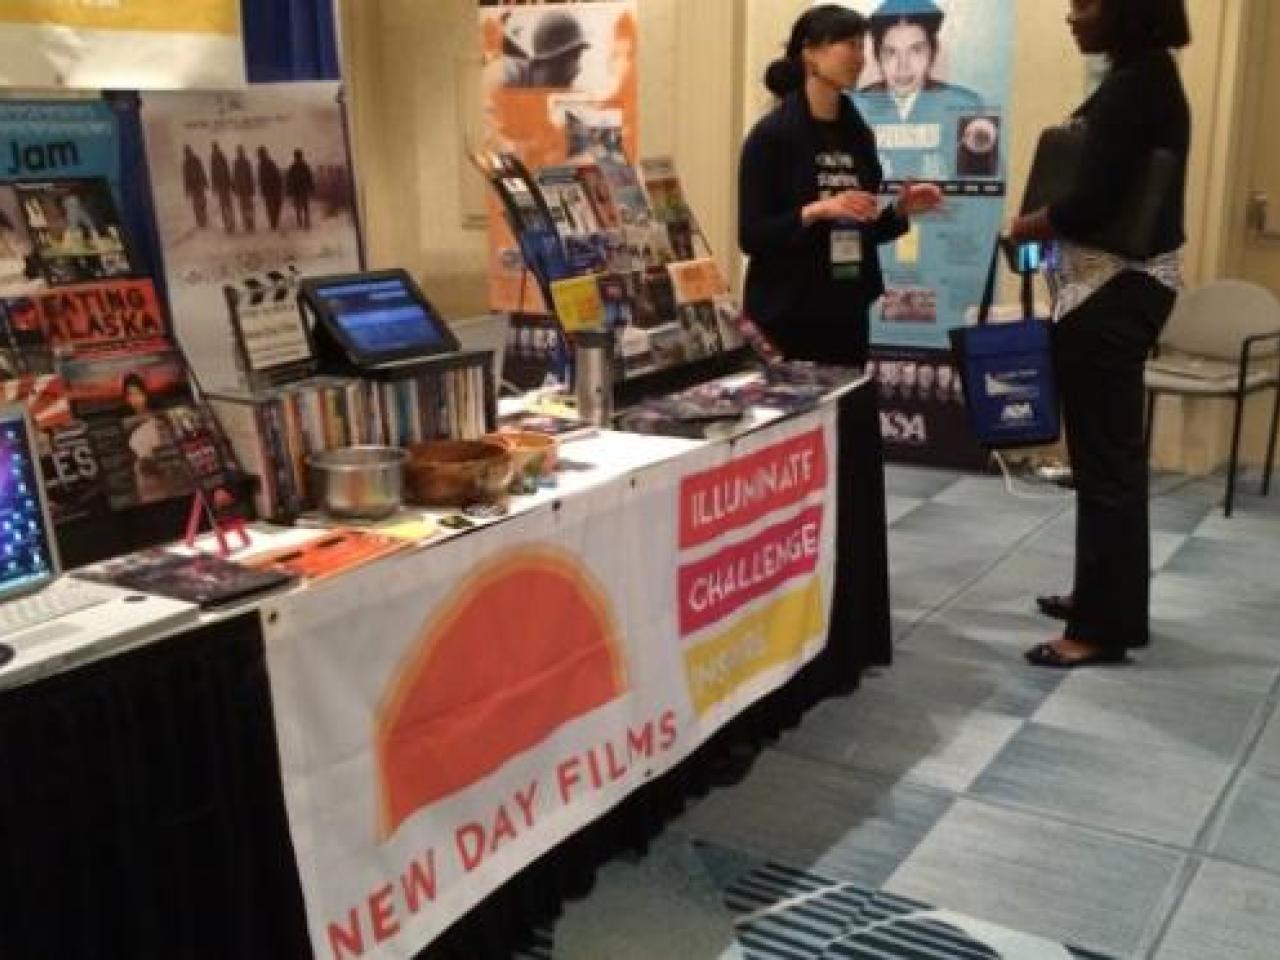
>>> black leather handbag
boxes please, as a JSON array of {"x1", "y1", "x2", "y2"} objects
[{"x1": 1020, "y1": 121, "x2": 1176, "y2": 261}]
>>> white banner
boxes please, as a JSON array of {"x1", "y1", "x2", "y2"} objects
[
  {"x1": 0, "y1": 1, "x2": 245, "y2": 90},
  {"x1": 264, "y1": 409, "x2": 840, "y2": 959}
]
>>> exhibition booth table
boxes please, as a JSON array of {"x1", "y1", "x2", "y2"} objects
[{"x1": 0, "y1": 382, "x2": 890, "y2": 960}]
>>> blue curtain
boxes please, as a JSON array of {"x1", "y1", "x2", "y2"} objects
[
  {"x1": 241, "y1": 0, "x2": 341, "y2": 84},
  {"x1": 103, "y1": 94, "x2": 165, "y2": 289}
]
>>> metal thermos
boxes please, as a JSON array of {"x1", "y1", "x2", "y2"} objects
[{"x1": 574, "y1": 330, "x2": 614, "y2": 427}]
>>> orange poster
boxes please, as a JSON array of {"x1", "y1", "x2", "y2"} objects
[{"x1": 479, "y1": 1, "x2": 638, "y2": 313}]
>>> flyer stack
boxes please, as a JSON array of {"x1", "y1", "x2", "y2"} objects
[
  {"x1": 476, "y1": 148, "x2": 746, "y2": 390},
  {"x1": 209, "y1": 364, "x2": 491, "y2": 520}
]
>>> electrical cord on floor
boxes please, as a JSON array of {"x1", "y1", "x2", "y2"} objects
[{"x1": 990, "y1": 450, "x2": 1075, "y2": 502}]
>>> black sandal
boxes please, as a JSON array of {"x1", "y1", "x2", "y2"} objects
[
  {"x1": 1024, "y1": 642, "x2": 1131, "y2": 669},
  {"x1": 1035, "y1": 593, "x2": 1074, "y2": 621}
]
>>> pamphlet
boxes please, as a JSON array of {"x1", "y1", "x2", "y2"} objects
[
  {"x1": 667, "y1": 258, "x2": 728, "y2": 306},
  {"x1": 549, "y1": 274, "x2": 607, "y2": 333},
  {"x1": 0, "y1": 373, "x2": 108, "y2": 523},
  {"x1": 536, "y1": 164, "x2": 607, "y2": 274},
  {"x1": 76, "y1": 548, "x2": 295, "y2": 608},
  {"x1": 498, "y1": 410, "x2": 596, "y2": 442},
  {"x1": 640, "y1": 156, "x2": 699, "y2": 260},
  {"x1": 224, "y1": 267, "x2": 316, "y2": 389},
  {"x1": 244, "y1": 528, "x2": 411, "y2": 582},
  {"x1": 0, "y1": 184, "x2": 44, "y2": 297},
  {"x1": 14, "y1": 179, "x2": 133, "y2": 285}
]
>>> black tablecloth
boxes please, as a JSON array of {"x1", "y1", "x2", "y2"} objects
[
  {"x1": 0, "y1": 384, "x2": 889, "y2": 960},
  {"x1": 0, "y1": 615, "x2": 312, "y2": 959}
]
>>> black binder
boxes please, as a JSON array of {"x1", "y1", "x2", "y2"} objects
[{"x1": 1021, "y1": 122, "x2": 1177, "y2": 261}]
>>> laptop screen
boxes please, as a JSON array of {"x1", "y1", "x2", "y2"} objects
[{"x1": 0, "y1": 407, "x2": 57, "y2": 602}]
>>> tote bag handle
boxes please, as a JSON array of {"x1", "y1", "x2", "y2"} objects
[{"x1": 977, "y1": 236, "x2": 1037, "y2": 326}]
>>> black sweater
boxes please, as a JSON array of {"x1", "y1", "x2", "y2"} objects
[
  {"x1": 739, "y1": 90, "x2": 908, "y2": 364},
  {"x1": 1049, "y1": 49, "x2": 1190, "y2": 255}
]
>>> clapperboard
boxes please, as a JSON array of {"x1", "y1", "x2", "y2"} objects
[{"x1": 223, "y1": 266, "x2": 317, "y2": 391}]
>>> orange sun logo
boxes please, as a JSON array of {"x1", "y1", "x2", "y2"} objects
[{"x1": 375, "y1": 547, "x2": 627, "y2": 839}]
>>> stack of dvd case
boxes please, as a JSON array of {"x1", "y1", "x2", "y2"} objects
[{"x1": 209, "y1": 352, "x2": 494, "y2": 520}]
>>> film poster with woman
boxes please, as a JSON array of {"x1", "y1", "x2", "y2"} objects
[
  {"x1": 9, "y1": 279, "x2": 204, "y2": 512},
  {"x1": 825, "y1": 0, "x2": 1013, "y2": 466}
]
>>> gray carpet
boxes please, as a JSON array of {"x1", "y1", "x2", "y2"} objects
[{"x1": 521, "y1": 467, "x2": 1280, "y2": 959}]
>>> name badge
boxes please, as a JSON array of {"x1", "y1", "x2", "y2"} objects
[{"x1": 831, "y1": 227, "x2": 862, "y2": 281}]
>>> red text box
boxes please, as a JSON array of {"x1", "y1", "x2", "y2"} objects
[
  {"x1": 678, "y1": 506, "x2": 823, "y2": 635},
  {"x1": 679, "y1": 428, "x2": 827, "y2": 550}
]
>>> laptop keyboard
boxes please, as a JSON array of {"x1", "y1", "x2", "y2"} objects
[
  {"x1": 0, "y1": 581, "x2": 112, "y2": 637},
  {"x1": 3, "y1": 621, "x2": 79, "y2": 650}
]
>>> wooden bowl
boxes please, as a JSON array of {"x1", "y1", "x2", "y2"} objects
[
  {"x1": 404, "y1": 440, "x2": 513, "y2": 507},
  {"x1": 484, "y1": 430, "x2": 559, "y2": 485}
]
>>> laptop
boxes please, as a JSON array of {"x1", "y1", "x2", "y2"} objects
[{"x1": 0, "y1": 404, "x2": 198, "y2": 684}]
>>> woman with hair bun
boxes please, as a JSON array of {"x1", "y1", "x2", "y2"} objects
[{"x1": 739, "y1": 4, "x2": 943, "y2": 366}]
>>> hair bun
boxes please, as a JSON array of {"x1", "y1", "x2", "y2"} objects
[{"x1": 764, "y1": 57, "x2": 803, "y2": 97}]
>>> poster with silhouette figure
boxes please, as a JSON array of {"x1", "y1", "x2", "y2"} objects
[{"x1": 141, "y1": 84, "x2": 361, "y2": 391}]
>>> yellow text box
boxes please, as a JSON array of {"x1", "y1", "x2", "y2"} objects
[
  {"x1": 684, "y1": 578, "x2": 826, "y2": 717},
  {"x1": 4, "y1": 0, "x2": 240, "y2": 36}
]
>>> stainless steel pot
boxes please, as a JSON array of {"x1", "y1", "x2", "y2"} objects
[{"x1": 307, "y1": 446, "x2": 407, "y2": 520}]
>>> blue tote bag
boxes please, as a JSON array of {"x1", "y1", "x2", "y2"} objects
[{"x1": 948, "y1": 239, "x2": 1061, "y2": 448}]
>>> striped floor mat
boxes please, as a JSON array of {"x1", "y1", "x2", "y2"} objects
[
  {"x1": 726, "y1": 861, "x2": 1115, "y2": 960},
  {"x1": 516, "y1": 856, "x2": 1117, "y2": 959}
]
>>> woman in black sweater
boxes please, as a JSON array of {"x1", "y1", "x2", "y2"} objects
[
  {"x1": 739, "y1": 5, "x2": 943, "y2": 366},
  {"x1": 1011, "y1": 0, "x2": 1191, "y2": 667}
]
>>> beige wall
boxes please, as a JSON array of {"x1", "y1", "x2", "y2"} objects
[
  {"x1": 1234, "y1": 0, "x2": 1280, "y2": 285},
  {"x1": 657, "y1": 0, "x2": 745, "y2": 289},
  {"x1": 1183, "y1": 0, "x2": 1279, "y2": 472},
  {"x1": 341, "y1": 0, "x2": 489, "y2": 318},
  {"x1": 1182, "y1": 0, "x2": 1252, "y2": 286},
  {"x1": 742, "y1": 0, "x2": 808, "y2": 149}
]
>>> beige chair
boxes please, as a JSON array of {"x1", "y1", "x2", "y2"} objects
[{"x1": 1144, "y1": 280, "x2": 1280, "y2": 517}]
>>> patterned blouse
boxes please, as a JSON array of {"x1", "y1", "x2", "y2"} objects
[{"x1": 1046, "y1": 240, "x2": 1184, "y2": 323}]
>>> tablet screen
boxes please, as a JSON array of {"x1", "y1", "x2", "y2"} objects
[{"x1": 308, "y1": 274, "x2": 453, "y2": 361}]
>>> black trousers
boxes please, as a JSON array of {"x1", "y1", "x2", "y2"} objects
[{"x1": 1053, "y1": 271, "x2": 1175, "y2": 650}]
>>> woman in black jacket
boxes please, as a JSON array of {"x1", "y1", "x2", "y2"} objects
[
  {"x1": 739, "y1": 5, "x2": 943, "y2": 366},
  {"x1": 1010, "y1": 0, "x2": 1191, "y2": 667}
]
